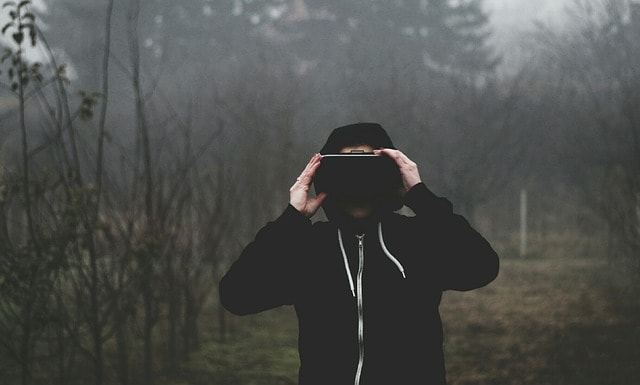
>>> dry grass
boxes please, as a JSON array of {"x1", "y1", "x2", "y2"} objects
[{"x1": 441, "y1": 257, "x2": 640, "y2": 385}]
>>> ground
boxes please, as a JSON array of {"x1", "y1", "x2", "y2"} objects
[
  {"x1": 178, "y1": 255, "x2": 640, "y2": 385},
  {"x1": 442, "y1": 257, "x2": 640, "y2": 385}
]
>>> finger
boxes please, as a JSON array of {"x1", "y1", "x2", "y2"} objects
[
  {"x1": 291, "y1": 154, "x2": 321, "y2": 190},
  {"x1": 375, "y1": 148, "x2": 406, "y2": 166},
  {"x1": 393, "y1": 149, "x2": 413, "y2": 165},
  {"x1": 383, "y1": 148, "x2": 415, "y2": 166},
  {"x1": 375, "y1": 148, "x2": 399, "y2": 158},
  {"x1": 305, "y1": 156, "x2": 322, "y2": 180},
  {"x1": 306, "y1": 193, "x2": 327, "y2": 215},
  {"x1": 308, "y1": 192, "x2": 328, "y2": 210},
  {"x1": 303, "y1": 153, "x2": 320, "y2": 173},
  {"x1": 298, "y1": 154, "x2": 321, "y2": 185},
  {"x1": 299, "y1": 154, "x2": 321, "y2": 178},
  {"x1": 376, "y1": 148, "x2": 421, "y2": 189}
]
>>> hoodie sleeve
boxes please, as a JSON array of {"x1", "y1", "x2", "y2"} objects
[
  {"x1": 404, "y1": 183, "x2": 499, "y2": 291},
  {"x1": 219, "y1": 205, "x2": 312, "y2": 315}
]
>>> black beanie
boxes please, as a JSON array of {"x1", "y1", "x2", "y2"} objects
[{"x1": 319, "y1": 122, "x2": 395, "y2": 154}]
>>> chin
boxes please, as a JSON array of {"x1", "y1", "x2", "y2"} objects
[{"x1": 347, "y1": 208, "x2": 374, "y2": 219}]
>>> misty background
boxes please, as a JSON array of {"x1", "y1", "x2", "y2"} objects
[{"x1": 0, "y1": 0, "x2": 638, "y2": 384}]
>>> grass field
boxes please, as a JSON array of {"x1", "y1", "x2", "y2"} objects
[
  {"x1": 174, "y1": 254, "x2": 640, "y2": 385},
  {"x1": 441, "y1": 257, "x2": 640, "y2": 385}
]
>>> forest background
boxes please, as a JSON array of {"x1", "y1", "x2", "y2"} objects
[{"x1": 0, "y1": 0, "x2": 638, "y2": 384}]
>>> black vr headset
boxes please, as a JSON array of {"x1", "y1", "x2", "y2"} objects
[{"x1": 313, "y1": 152, "x2": 402, "y2": 198}]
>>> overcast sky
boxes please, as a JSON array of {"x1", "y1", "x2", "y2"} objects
[
  {"x1": 484, "y1": 0, "x2": 574, "y2": 72},
  {"x1": 485, "y1": 0, "x2": 571, "y2": 32}
]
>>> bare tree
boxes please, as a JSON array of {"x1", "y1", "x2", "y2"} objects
[
  {"x1": 531, "y1": 0, "x2": 640, "y2": 270},
  {"x1": 0, "y1": 2, "x2": 103, "y2": 385}
]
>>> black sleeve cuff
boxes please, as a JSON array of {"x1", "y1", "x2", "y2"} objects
[
  {"x1": 280, "y1": 204, "x2": 313, "y2": 226},
  {"x1": 404, "y1": 183, "x2": 453, "y2": 218}
]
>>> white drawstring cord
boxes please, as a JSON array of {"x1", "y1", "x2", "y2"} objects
[
  {"x1": 338, "y1": 228, "x2": 356, "y2": 297},
  {"x1": 378, "y1": 222, "x2": 406, "y2": 279},
  {"x1": 338, "y1": 222, "x2": 407, "y2": 297}
]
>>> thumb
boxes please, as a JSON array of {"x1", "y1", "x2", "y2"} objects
[{"x1": 307, "y1": 192, "x2": 328, "y2": 215}]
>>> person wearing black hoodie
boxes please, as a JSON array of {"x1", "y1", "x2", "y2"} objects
[{"x1": 219, "y1": 122, "x2": 499, "y2": 385}]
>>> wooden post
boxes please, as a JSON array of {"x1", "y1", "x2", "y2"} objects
[{"x1": 520, "y1": 188, "x2": 527, "y2": 258}]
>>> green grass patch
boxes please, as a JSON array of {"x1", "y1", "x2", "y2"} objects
[
  {"x1": 441, "y1": 257, "x2": 640, "y2": 385},
  {"x1": 165, "y1": 256, "x2": 639, "y2": 385},
  {"x1": 176, "y1": 307, "x2": 299, "y2": 385}
]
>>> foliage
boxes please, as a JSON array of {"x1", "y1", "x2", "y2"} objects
[
  {"x1": 1, "y1": 0, "x2": 40, "y2": 91},
  {"x1": 2, "y1": 1, "x2": 37, "y2": 46}
]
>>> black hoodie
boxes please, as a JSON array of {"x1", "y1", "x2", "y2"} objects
[{"x1": 219, "y1": 123, "x2": 499, "y2": 385}]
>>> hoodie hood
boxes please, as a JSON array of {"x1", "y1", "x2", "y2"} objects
[
  {"x1": 314, "y1": 123, "x2": 404, "y2": 228},
  {"x1": 319, "y1": 122, "x2": 396, "y2": 154}
]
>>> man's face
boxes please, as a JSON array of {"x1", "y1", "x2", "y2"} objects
[
  {"x1": 339, "y1": 145, "x2": 375, "y2": 154},
  {"x1": 335, "y1": 145, "x2": 382, "y2": 219}
]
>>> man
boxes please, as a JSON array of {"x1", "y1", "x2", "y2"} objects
[{"x1": 219, "y1": 122, "x2": 499, "y2": 384}]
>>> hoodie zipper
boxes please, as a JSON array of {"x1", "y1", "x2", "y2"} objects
[
  {"x1": 354, "y1": 234, "x2": 365, "y2": 385},
  {"x1": 336, "y1": 225, "x2": 407, "y2": 385}
]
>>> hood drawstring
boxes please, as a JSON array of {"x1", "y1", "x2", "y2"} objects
[
  {"x1": 338, "y1": 222, "x2": 406, "y2": 297},
  {"x1": 337, "y1": 229, "x2": 356, "y2": 297},
  {"x1": 377, "y1": 222, "x2": 406, "y2": 279}
]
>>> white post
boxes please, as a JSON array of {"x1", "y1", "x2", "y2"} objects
[
  {"x1": 636, "y1": 192, "x2": 640, "y2": 238},
  {"x1": 520, "y1": 188, "x2": 527, "y2": 258}
]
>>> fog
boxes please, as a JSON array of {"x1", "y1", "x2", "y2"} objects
[{"x1": 0, "y1": 0, "x2": 638, "y2": 384}]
